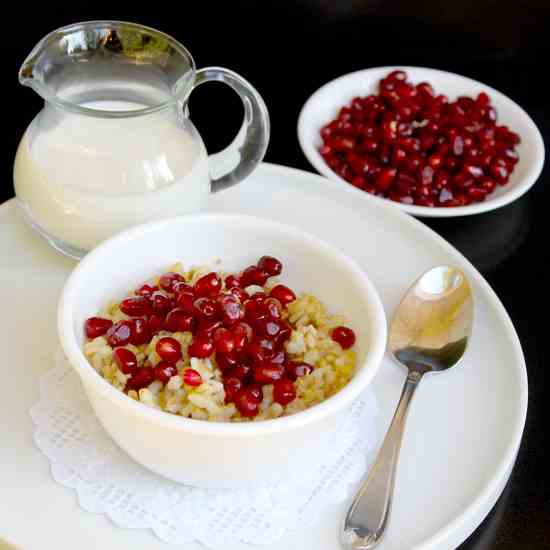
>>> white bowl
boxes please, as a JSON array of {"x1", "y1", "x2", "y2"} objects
[
  {"x1": 58, "y1": 213, "x2": 387, "y2": 488},
  {"x1": 298, "y1": 66, "x2": 545, "y2": 217}
]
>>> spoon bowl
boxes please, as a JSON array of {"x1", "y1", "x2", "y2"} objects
[
  {"x1": 342, "y1": 266, "x2": 473, "y2": 549},
  {"x1": 389, "y1": 266, "x2": 473, "y2": 376}
]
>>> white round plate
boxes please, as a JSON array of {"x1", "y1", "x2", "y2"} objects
[
  {"x1": 1, "y1": 163, "x2": 527, "y2": 550},
  {"x1": 297, "y1": 65, "x2": 545, "y2": 217}
]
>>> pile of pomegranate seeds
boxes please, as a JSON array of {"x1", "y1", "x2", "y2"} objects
[
  {"x1": 319, "y1": 70, "x2": 521, "y2": 207},
  {"x1": 84, "y1": 256, "x2": 357, "y2": 420}
]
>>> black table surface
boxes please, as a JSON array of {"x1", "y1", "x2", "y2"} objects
[{"x1": 3, "y1": 4, "x2": 549, "y2": 549}]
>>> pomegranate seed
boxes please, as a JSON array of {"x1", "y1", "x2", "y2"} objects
[
  {"x1": 269, "y1": 285, "x2": 296, "y2": 306},
  {"x1": 235, "y1": 388, "x2": 261, "y2": 417},
  {"x1": 274, "y1": 321, "x2": 292, "y2": 349},
  {"x1": 271, "y1": 350, "x2": 286, "y2": 364},
  {"x1": 224, "y1": 377, "x2": 242, "y2": 403},
  {"x1": 229, "y1": 287, "x2": 250, "y2": 303},
  {"x1": 467, "y1": 187, "x2": 488, "y2": 202},
  {"x1": 188, "y1": 335, "x2": 214, "y2": 358},
  {"x1": 255, "y1": 318, "x2": 283, "y2": 340},
  {"x1": 126, "y1": 366, "x2": 154, "y2": 391},
  {"x1": 257, "y1": 337, "x2": 276, "y2": 355},
  {"x1": 253, "y1": 362, "x2": 285, "y2": 384},
  {"x1": 147, "y1": 314, "x2": 164, "y2": 335},
  {"x1": 131, "y1": 317, "x2": 152, "y2": 345},
  {"x1": 106, "y1": 320, "x2": 133, "y2": 347},
  {"x1": 285, "y1": 361, "x2": 313, "y2": 381},
  {"x1": 217, "y1": 294, "x2": 244, "y2": 325},
  {"x1": 331, "y1": 326, "x2": 356, "y2": 349},
  {"x1": 85, "y1": 317, "x2": 113, "y2": 339},
  {"x1": 247, "y1": 383, "x2": 263, "y2": 401},
  {"x1": 194, "y1": 272, "x2": 222, "y2": 297},
  {"x1": 241, "y1": 265, "x2": 270, "y2": 287},
  {"x1": 213, "y1": 327, "x2": 235, "y2": 354},
  {"x1": 151, "y1": 291, "x2": 173, "y2": 314},
  {"x1": 262, "y1": 297, "x2": 282, "y2": 319},
  {"x1": 119, "y1": 296, "x2": 151, "y2": 317},
  {"x1": 153, "y1": 361, "x2": 178, "y2": 384},
  {"x1": 216, "y1": 351, "x2": 239, "y2": 371},
  {"x1": 257, "y1": 255, "x2": 283, "y2": 276},
  {"x1": 159, "y1": 272, "x2": 185, "y2": 293},
  {"x1": 164, "y1": 308, "x2": 196, "y2": 332},
  {"x1": 434, "y1": 170, "x2": 450, "y2": 189},
  {"x1": 176, "y1": 291, "x2": 196, "y2": 315},
  {"x1": 172, "y1": 282, "x2": 193, "y2": 295},
  {"x1": 416, "y1": 82, "x2": 435, "y2": 97},
  {"x1": 490, "y1": 162, "x2": 509, "y2": 183},
  {"x1": 427, "y1": 154, "x2": 443, "y2": 169},
  {"x1": 225, "y1": 274, "x2": 242, "y2": 288},
  {"x1": 387, "y1": 70, "x2": 407, "y2": 82},
  {"x1": 229, "y1": 364, "x2": 252, "y2": 381},
  {"x1": 273, "y1": 379, "x2": 297, "y2": 406},
  {"x1": 136, "y1": 283, "x2": 158, "y2": 296},
  {"x1": 156, "y1": 337, "x2": 182, "y2": 362},
  {"x1": 462, "y1": 163, "x2": 484, "y2": 179},
  {"x1": 197, "y1": 319, "x2": 223, "y2": 339},
  {"x1": 480, "y1": 177, "x2": 496, "y2": 193},
  {"x1": 183, "y1": 368, "x2": 203, "y2": 387},
  {"x1": 113, "y1": 347, "x2": 138, "y2": 374},
  {"x1": 232, "y1": 322, "x2": 253, "y2": 351},
  {"x1": 375, "y1": 167, "x2": 397, "y2": 191},
  {"x1": 244, "y1": 340, "x2": 270, "y2": 364},
  {"x1": 439, "y1": 188, "x2": 454, "y2": 204},
  {"x1": 194, "y1": 297, "x2": 219, "y2": 319}
]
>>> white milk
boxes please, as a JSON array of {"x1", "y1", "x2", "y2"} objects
[{"x1": 14, "y1": 100, "x2": 211, "y2": 251}]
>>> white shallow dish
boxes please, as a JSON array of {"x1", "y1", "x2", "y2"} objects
[
  {"x1": 1, "y1": 163, "x2": 527, "y2": 550},
  {"x1": 298, "y1": 65, "x2": 545, "y2": 217},
  {"x1": 58, "y1": 213, "x2": 387, "y2": 488}
]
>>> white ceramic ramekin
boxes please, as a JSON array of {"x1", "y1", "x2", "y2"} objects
[{"x1": 58, "y1": 213, "x2": 387, "y2": 488}]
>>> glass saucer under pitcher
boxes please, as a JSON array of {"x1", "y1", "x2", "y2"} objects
[{"x1": 14, "y1": 21, "x2": 269, "y2": 259}]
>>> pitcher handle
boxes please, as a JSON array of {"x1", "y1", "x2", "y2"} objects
[{"x1": 188, "y1": 66, "x2": 270, "y2": 193}]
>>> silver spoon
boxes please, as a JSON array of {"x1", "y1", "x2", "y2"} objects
[{"x1": 341, "y1": 265, "x2": 474, "y2": 549}]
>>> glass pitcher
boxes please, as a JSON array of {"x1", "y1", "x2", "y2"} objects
[{"x1": 14, "y1": 21, "x2": 269, "y2": 259}]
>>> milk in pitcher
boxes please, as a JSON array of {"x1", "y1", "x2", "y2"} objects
[{"x1": 14, "y1": 100, "x2": 210, "y2": 252}]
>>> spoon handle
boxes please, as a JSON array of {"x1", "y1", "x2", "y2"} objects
[{"x1": 341, "y1": 372, "x2": 422, "y2": 549}]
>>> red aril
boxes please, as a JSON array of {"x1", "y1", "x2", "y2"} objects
[
  {"x1": 120, "y1": 296, "x2": 151, "y2": 316},
  {"x1": 156, "y1": 337, "x2": 182, "y2": 362},
  {"x1": 331, "y1": 326, "x2": 356, "y2": 349},
  {"x1": 235, "y1": 387, "x2": 261, "y2": 417},
  {"x1": 113, "y1": 347, "x2": 138, "y2": 374},
  {"x1": 183, "y1": 368, "x2": 203, "y2": 387},
  {"x1": 159, "y1": 272, "x2": 185, "y2": 293},
  {"x1": 126, "y1": 366, "x2": 154, "y2": 391},
  {"x1": 213, "y1": 327, "x2": 235, "y2": 354},
  {"x1": 153, "y1": 362, "x2": 178, "y2": 384},
  {"x1": 135, "y1": 283, "x2": 158, "y2": 296},
  {"x1": 285, "y1": 361, "x2": 313, "y2": 381},
  {"x1": 253, "y1": 362, "x2": 285, "y2": 383},
  {"x1": 131, "y1": 317, "x2": 152, "y2": 345},
  {"x1": 151, "y1": 291, "x2": 173, "y2": 314},
  {"x1": 85, "y1": 317, "x2": 113, "y2": 339},
  {"x1": 164, "y1": 308, "x2": 196, "y2": 333},
  {"x1": 223, "y1": 377, "x2": 242, "y2": 403},
  {"x1": 269, "y1": 285, "x2": 296, "y2": 306},
  {"x1": 241, "y1": 265, "x2": 270, "y2": 287},
  {"x1": 194, "y1": 272, "x2": 222, "y2": 297},
  {"x1": 106, "y1": 320, "x2": 133, "y2": 347},
  {"x1": 194, "y1": 297, "x2": 219, "y2": 319},
  {"x1": 273, "y1": 379, "x2": 297, "y2": 406},
  {"x1": 188, "y1": 335, "x2": 214, "y2": 358},
  {"x1": 257, "y1": 256, "x2": 283, "y2": 276}
]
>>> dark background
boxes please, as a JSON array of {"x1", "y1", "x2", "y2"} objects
[{"x1": 4, "y1": 3, "x2": 549, "y2": 548}]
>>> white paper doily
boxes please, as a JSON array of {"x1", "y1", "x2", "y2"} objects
[{"x1": 30, "y1": 350, "x2": 380, "y2": 547}]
